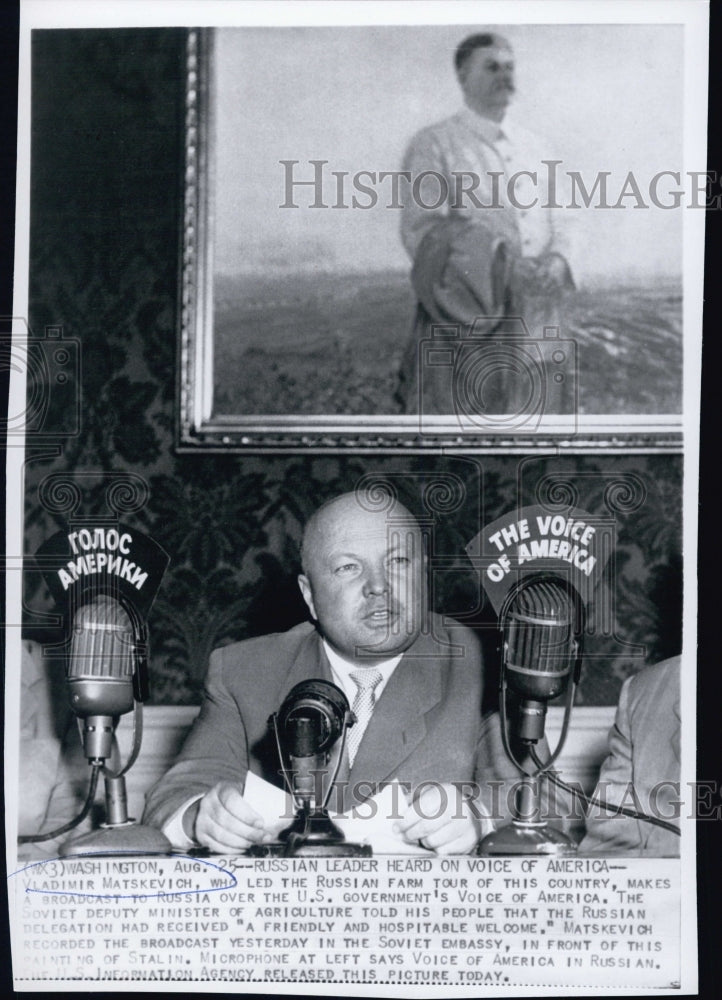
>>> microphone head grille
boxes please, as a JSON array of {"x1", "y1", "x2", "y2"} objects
[
  {"x1": 68, "y1": 595, "x2": 135, "y2": 680},
  {"x1": 508, "y1": 578, "x2": 576, "y2": 627},
  {"x1": 504, "y1": 578, "x2": 578, "y2": 686},
  {"x1": 278, "y1": 680, "x2": 348, "y2": 754}
]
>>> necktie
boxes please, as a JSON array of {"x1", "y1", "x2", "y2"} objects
[{"x1": 347, "y1": 668, "x2": 383, "y2": 766}]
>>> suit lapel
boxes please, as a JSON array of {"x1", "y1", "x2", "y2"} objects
[
  {"x1": 263, "y1": 627, "x2": 336, "y2": 791},
  {"x1": 346, "y1": 632, "x2": 443, "y2": 804},
  {"x1": 277, "y1": 626, "x2": 334, "y2": 697}
]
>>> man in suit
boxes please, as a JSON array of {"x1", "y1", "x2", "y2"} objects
[
  {"x1": 580, "y1": 656, "x2": 681, "y2": 856},
  {"x1": 144, "y1": 490, "x2": 492, "y2": 854}
]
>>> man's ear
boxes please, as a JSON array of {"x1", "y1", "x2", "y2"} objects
[{"x1": 297, "y1": 574, "x2": 317, "y2": 620}]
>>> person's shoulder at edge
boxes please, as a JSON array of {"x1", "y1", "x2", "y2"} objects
[
  {"x1": 625, "y1": 654, "x2": 680, "y2": 700},
  {"x1": 208, "y1": 620, "x2": 317, "y2": 674}
]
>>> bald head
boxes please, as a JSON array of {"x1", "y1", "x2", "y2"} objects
[
  {"x1": 298, "y1": 491, "x2": 427, "y2": 663},
  {"x1": 301, "y1": 492, "x2": 420, "y2": 572}
]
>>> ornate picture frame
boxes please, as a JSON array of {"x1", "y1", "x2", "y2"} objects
[{"x1": 177, "y1": 26, "x2": 688, "y2": 453}]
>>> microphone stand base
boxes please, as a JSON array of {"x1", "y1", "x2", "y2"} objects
[
  {"x1": 59, "y1": 822, "x2": 172, "y2": 858},
  {"x1": 477, "y1": 821, "x2": 577, "y2": 857},
  {"x1": 246, "y1": 807, "x2": 372, "y2": 857}
]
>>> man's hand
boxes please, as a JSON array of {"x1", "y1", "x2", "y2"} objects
[
  {"x1": 393, "y1": 782, "x2": 481, "y2": 855},
  {"x1": 521, "y1": 252, "x2": 574, "y2": 294},
  {"x1": 190, "y1": 781, "x2": 272, "y2": 854}
]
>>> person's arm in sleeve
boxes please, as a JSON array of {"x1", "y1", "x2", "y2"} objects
[
  {"x1": 142, "y1": 646, "x2": 268, "y2": 851},
  {"x1": 579, "y1": 676, "x2": 643, "y2": 853},
  {"x1": 541, "y1": 145, "x2": 577, "y2": 281},
  {"x1": 400, "y1": 127, "x2": 451, "y2": 261}
]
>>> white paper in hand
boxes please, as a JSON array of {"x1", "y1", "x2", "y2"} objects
[{"x1": 242, "y1": 773, "x2": 432, "y2": 854}]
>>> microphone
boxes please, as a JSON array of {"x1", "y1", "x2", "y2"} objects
[
  {"x1": 277, "y1": 680, "x2": 349, "y2": 808},
  {"x1": 67, "y1": 595, "x2": 137, "y2": 762},
  {"x1": 247, "y1": 680, "x2": 372, "y2": 858},
  {"x1": 502, "y1": 577, "x2": 580, "y2": 744},
  {"x1": 27, "y1": 523, "x2": 172, "y2": 857},
  {"x1": 52, "y1": 590, "x2": 171, "y2": 857},
  {"x1": 478, "y1": 574, "x2": 583, "y2": 856}
]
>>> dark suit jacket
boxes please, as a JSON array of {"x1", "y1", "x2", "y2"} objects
[
  {"x1": 144, "y1": 616, "x2": 493, "y2": 830},
  {"x1": 580, "y1": 657, "x2": 681, "y2": 856}
]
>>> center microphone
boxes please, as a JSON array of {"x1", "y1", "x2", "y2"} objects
[
  {"x1": 277, "y1": 680, "x2": 349, "y2": 806},
  {"x1": 247, "y1": 680, "x2": 372, "y2": 857}
]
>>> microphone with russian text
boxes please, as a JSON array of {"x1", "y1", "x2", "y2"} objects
[
  {"x1": 68, "y1": 595, "x2": 138, "y2": 762},
  {"x1": 477, "y1": 574, "x2": 583, "y2": 856},
  {"x1": 247, "y1": 680, "x2": 372, "y2": 857},
  {"x1": 22, "y1": 523, "x2": 171, "y2": 856},
  {"x1": 55, "y1": 592, "x2": 170, "y2": 856}
]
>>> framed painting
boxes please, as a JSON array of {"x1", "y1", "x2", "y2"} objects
[{"x1": 176, "y1": 21, "x2": 702, "y2": 452}]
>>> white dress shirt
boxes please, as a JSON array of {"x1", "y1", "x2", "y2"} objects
[
  {"x1": 401, "y1": 106, "x2": 572, "y2": 262},
  {"x1": 321, "y1": 639, "x2": 402, "y2": 705}
]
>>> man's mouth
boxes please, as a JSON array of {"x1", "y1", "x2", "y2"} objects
[{"x1": 364, "y1": 607, "x2": 397, "y2": 623}]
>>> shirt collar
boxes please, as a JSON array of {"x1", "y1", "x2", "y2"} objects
[
  {"x1": 458, "y1": 105, "x2": 513, "y2": 144},
  {"x1": 321, "y1": 639, "x2": 402, "y2": 686}
]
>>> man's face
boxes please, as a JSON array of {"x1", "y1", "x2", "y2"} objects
[
  {"x1": 298, "y1": 498, "x2": 427, "y2": 663},
  {"x1": 459, "y1": 43, "x2": 515, "y2": 120}
]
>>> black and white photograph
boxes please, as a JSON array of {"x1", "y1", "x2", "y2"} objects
[{"x1": 4, "y1": 0, "x2": 707, "y2": 994}]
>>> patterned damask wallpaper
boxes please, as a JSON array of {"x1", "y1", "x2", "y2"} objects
[{"x1": 22, "y1": 29, "x2": 682, "y2": 705}]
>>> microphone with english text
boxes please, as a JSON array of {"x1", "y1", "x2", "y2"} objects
[
  {"x1": 467, "y1": 505, "x2": 681, "y2": 855},
  {"x1": 477, "y1": 575, "x2": 584, "y2": 855}
]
